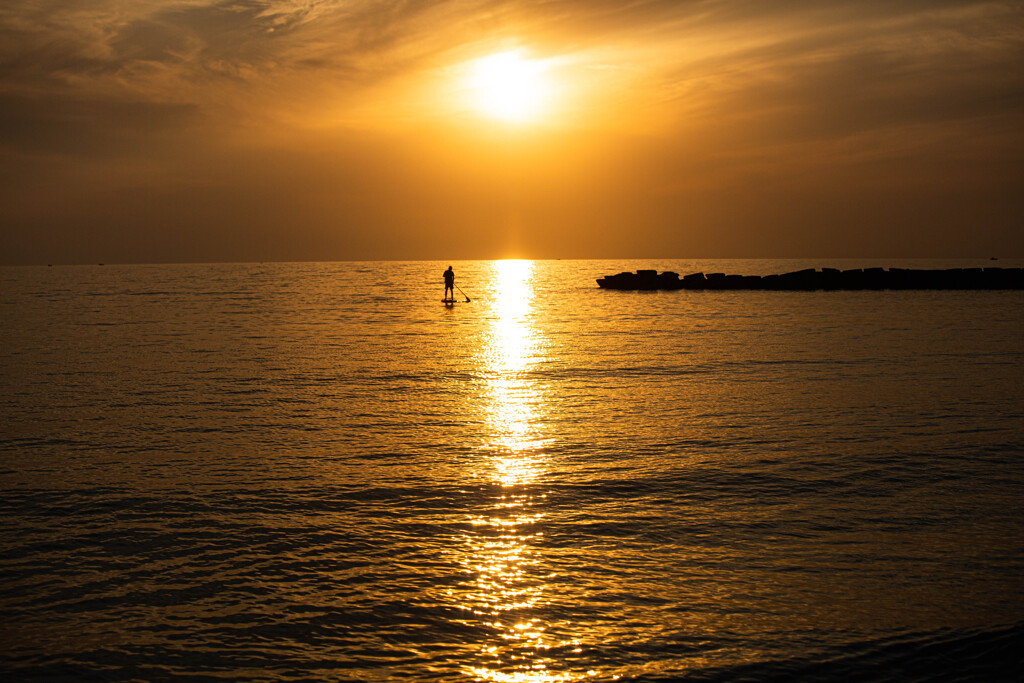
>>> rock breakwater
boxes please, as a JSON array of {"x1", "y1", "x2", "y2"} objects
[{"x1": 597, "y1": 267, "x2": 1024, "y2": 291}]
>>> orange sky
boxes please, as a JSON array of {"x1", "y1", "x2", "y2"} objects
[{"x1": 2, "y1": 1, "x2": 1023, "y2": 264}]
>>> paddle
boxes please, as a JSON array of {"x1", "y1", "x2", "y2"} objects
[{"x1": 456, "y1": 285, "x2": 471, "y2": 303}]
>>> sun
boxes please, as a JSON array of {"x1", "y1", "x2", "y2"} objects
[{"x1": 468, "y1": 51, "x2": 552, "y2": 123}]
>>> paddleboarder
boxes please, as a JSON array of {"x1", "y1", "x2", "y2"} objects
[{"x1": 443, "y1": 266, "x2": 455, "y2": 302}]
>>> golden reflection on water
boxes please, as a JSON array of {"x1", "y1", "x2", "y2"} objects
[
  {"x1": 486, "y1": 259, "x2": 544, "y2": 480},
  {"x1": 484, "y1": 259, "x2": 543, "y2": 489},
  {"x1": 459, "y1": 261, "x2": 587, "y2": 683}
]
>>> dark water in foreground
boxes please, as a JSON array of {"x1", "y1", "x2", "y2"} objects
[{"x1": 2, "y1": 259, "x2": 1023, "y2": 681}]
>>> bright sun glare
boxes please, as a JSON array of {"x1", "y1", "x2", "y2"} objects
[{"x1": 469, "y1": 51, "x2": 551, "y2": 123}]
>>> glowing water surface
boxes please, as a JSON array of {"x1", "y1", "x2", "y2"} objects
[
  {"x1": 458, "y1": 260, "x2": 578, "y2": 682},
  {"x1": 1, "y1": 259, "x2": 1022, "y2": 682}
]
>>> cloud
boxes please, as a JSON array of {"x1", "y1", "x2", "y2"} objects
[
  {"x1": 1, "y1": 0, "x2": 1022, "y2": 262},
  {"x1": 4, "y1": 1, "x2": 1020, "y2": 125}
]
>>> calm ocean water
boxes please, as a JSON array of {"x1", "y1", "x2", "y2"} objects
[{"x1": 2, "y1": 259, "x2": 1023, "y2": 682}]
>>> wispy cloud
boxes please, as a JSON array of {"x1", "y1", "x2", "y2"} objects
[
  {"x1": 4, "y1": 1, "x2": 1020, "y2": 127},
  {"x1": 1, "y1": 0, "x2": 1022, "y2": 261}
]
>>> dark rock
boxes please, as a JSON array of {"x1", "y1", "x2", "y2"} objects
[
  {"x1": 777, "y1": 268, "x2": 819, "y2": 290},
  {"x1": 681, "y1": 272, "x2": 707, "y2": 289},
  {"x1": 596, "y1": 267, "x2": 1024, "y2": 291}
]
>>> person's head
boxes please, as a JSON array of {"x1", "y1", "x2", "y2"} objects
[{"x1": 447, "y1": 266, "x2": 452, "y2": 271}]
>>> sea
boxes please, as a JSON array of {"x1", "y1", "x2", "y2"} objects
[{"x1": 2, "y1": 258, "x2": 1022, "y2": 682}]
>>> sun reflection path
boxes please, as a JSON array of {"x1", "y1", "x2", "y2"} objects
[
  {"x1": 454, "y1": 261, "x2": 589, "y2": 683},
  {"x1": 485, "y1": 260, "x2": 546, "y2": 485}
]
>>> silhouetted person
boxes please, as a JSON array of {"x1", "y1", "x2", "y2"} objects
[{"x1": 443, "y1": 266, "x2": 455, "y2": 302}]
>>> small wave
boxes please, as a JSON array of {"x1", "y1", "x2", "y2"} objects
[{"x1": 662, "y1": 622, "x2": 1024, "y2": 683}]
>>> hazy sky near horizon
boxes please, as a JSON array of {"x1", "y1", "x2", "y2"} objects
[{"x1": 2, "y1": 0, "x2": 1023, "y2": 264}]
